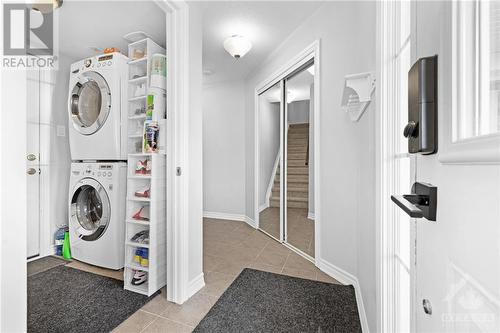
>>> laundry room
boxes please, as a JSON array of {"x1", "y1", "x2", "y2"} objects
[{"x1": 25, "y1": 0, "x2": 169, "y2": 325}]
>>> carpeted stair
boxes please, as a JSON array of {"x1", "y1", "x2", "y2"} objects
[{"x1": 270, "y1": 123, "x2": 309, "y2": 209}]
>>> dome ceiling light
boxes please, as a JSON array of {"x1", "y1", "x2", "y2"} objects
[{"x1": 223, "y1": 35, "x2": 252, "y2": 59}]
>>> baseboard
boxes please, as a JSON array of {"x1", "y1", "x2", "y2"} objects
[
  {"x1": 307, "y1": 212, "x2": 315, "y2": 220},
  {"x1": 259, "y1": 203, "x2": 269, "y2": 213},
  {"x1": 186, "y1": 272, "x2": 205, "y2": 299},
  {"x1": 203, "y1": 211, "x2": 246, "y2": 222},
  {"x1": 317, "y1": 258, "x2": 369, "y2": 333},
  {"x1": 245, "y1": 216, "x2": 257, "y2": 229}
]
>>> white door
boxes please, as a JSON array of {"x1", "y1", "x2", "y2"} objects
[
  {"x1": 410, "y1": 1, "x2": 500, "y2": 331},
  {"x1": 27, "y1": 66, "x2": 41, "y2": 259}
]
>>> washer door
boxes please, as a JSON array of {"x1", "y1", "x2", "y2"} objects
[
  {"x1": 69, "y1": 71, "x2": 111, "y2": 135},
  {"x1": 70, "y1": 178, "x2": 111, "y2": 241}
]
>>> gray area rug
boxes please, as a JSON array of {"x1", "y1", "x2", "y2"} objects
[
  {"x1": 28, "y1": 256, "x2": 68, "y2": 277},
  {"x1": 28, "y1": 265, "x2": 153, "y2": 333},
  {"x1": 194, "y1": 268, "x2": 361, "y2": 333}
]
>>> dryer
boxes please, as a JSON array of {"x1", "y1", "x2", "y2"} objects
[
  {"x1": 68, "y1": 162, "x2": 126, "y2": 269},
  {"x1": 68, "y1": 53, "x2": 128, "y2": 161}
]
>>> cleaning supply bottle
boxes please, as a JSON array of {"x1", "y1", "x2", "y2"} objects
[{"x1": 62, "y1": 229, "x2": 72, "y2": 260}]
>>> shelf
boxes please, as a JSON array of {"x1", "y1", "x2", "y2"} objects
[
  {"x1": 125, "y1": 283, "x2": 149, "y2": 296},
  {"x1": 126, "y1": 263, "x2": 149, "y2": 272},
  {"x1": 126, "y1": 219, "x2": 150, "y2": 226},
  {"x1": 127, "y1": 196, "x2": 151, "y2": 202},
  {"x1": 128, "y1": 57, "x2": 147, "y2": 65},
  {"x1": 128, "y1": 115, "x2": 146, "y2": 121},
  {"x1": 129, "y1": 95, "x2": 147, "y2": 102},
  {"x1": 126, "y1": 241, "x2": 150, "y2": 248},
  {"x1": 128, "y1": 153, "x2": 153, "y2": 157},
  {"x1": 129, "y1": 76, "x2": 148, "y2": 84},
  {"x1": 128, "y1": 175, "x2": 151, "y2": 179},
  {"x1": 126, "y1": 37, "x2": 167, "y2": 297}
]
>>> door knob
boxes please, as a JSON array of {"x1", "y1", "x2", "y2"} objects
[
  {"x1": 27, "y1": 168, "x2": 37, "y2": 175},
  {"x1": 391, "y1": 182, "x2": 437, "y2": 221},
  {"x1": 27, "y1": 153, "x2": 37, "y2": 161}
]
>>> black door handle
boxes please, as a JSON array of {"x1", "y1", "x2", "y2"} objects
[
  {"x1": 391, "y1": 182, "x2": 437, "y2": 221},
  {"x1": 391, "y1": 195, "x2": 424, "y2": 218}
]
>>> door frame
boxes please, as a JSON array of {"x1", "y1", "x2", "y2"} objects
[
  {"x1": 376, "y1": 1, "x2": 417, "y2": 332},
  {"x1": 254, "y1": 40, "x2": 321, "y2": 261}
]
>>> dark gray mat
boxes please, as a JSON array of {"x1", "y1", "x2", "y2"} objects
[
  {"x1": 194, "y1": 268, "x2": 361, "y2": 333},
  {"x1": 28, "y1": 265, "x2": 153, "y2": 333},
  {"x1": 27, "y1": 256, "x2": 68, "y2": 277}
]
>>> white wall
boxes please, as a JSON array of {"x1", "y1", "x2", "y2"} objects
[
  {"x1": 202, "y1": 80, "x2": 246, "y2": 215},
  {"x1": 258, "y1": 99, "x2": 280, "y2": 209},
  {"x1": 288, "y1": 100, "x2": 309, "y2": 124},
  {"x1": 244, "y1": 2, "x2": 376, "y2": 330},
  {"x1": 48, "y1": 54, "x2": 74, "y2": 254}
]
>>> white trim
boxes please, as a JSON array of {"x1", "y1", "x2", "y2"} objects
[
  {"x1": 317, "y1": 258, "x2": 369, "y2": 333},
  {"x1": 203, "y1": 212, "x2": 258, "y2": 230},
  {"x1": 307, "y1": 212, "x2": 315, "y2": 220},
  {"x1": 244, "y1": 216, "x2": 257, "y2": 229},
  {"x1": 155, "y1": 0, "x2": 193, "y2": 304},
  {"x1": 203, "y1": 211, "x2": 246, "y2": 222},
  {"x1": 186, "y1": 272, "x2": 205, "y2": 299},
  {"x1": 254, "y1": 40, "x2": 321, "y2": 260},
  {"x1": 258, "y1": 203, "x2": 268, "y2": 213},
  {"x1": 439, "y1": 1, "x2": 500, "y2": 164}
]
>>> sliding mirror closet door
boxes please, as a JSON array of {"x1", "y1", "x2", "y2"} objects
[
  {"x1": 258, "y1": 82, "x2": 283, "y2": 240},
  {"x1": 285, "y1": 62, "x2": 315, "y2": 258}
]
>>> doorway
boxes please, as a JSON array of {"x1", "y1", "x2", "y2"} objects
[{"x1": 255, "y1": 46, "x2": 319, "y2": 260}]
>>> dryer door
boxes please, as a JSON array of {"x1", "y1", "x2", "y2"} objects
[
  {"x1": 69, "y1": 71, "x2": 111, "y2": 135},
  {"x1": 70, "y1": 178, "x2": 111, "y2": 241}
]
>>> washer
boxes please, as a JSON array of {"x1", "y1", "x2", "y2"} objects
[
  {"x1": 68, "y1": 162, "x2": 127, "y2": 269},
  {"x1": 68, "y1": 52, "x2": 128, "y2": 161}
]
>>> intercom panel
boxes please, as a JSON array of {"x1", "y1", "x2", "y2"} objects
[{"x1": 405, "y1": 55, "x2": 438, "y2": 154}]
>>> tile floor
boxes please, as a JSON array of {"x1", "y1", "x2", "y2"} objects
[
  {"x1": 259, "y1": 207, "x2": 315, "y2": 257},
  {"x1": 75, "y1": 218, "x2": 338, "y2": 332}
]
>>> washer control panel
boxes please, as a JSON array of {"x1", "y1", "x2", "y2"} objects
[{"x1": 80, "y1": 164, "x2": 113, "y2": 178}]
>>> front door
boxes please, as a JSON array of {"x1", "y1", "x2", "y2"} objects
[
  {"x1": 27, "y1": 65, "x2": 40, "y2": 259},
  {"x1": 411, "y1": 1, "x2": 500, "y2": 331}
]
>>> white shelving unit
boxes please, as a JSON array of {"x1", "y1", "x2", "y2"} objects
[{"x1": 124, "y1": 38, "x2": 167, "y2": 296}]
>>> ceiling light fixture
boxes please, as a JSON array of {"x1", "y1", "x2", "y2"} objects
[
  {"x1": 32, "y1": 0, "x2": 63, "y2": 13},
  {"x1": 223, "y1": 35, "x2": 252, "y2": 59}
]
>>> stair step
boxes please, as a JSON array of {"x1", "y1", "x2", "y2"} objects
[
  {"x1": 289, "y1": 123, "x2": 309, "y2": 129},
  {"x1": 274, "y1": 174, "x2": 308, "y2": 183},
  {"x1": 277, "y1": 167, "x2": 308, "y2": 175},
  {"x1": 288, "y1": 159, "x2": 308, "y2": 167},
  {"x1": 288, "y1": 153, "x2": 307, "y2": 160},
  {"x1": 272, "y1": 190, "x2": 308, "y2": 199},
  {"x1": 270, "y1": 198, "x2": 308, "y2": 209}
]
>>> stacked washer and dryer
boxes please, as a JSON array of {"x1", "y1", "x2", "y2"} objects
[{"x1": 67, "y1": 53, "x2": 128, "y2": 269}]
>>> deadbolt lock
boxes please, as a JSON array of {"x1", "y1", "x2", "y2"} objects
[{"x1": 27, "y1": 153, "x2": 37, "y2": 161}]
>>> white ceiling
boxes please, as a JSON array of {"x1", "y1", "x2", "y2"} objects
[
  {"x1": 197, "y1": 1, "x2": 324, "y2": 84},
  {"x1": 58, "y1": 1, "x2": 165, "y2": 60}
]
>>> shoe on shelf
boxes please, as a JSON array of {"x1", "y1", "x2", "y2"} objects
[
  {"x1": 131, "y1": 230, "x2": 149, "y2": 244},
  {"x1": 132, "y1": 206, "x2": 150, "y2": 221},
  {"x1": 135, "y1": 159, "x2": 151, "y2": 175},
  {"x1": 131, "y1": 270, "x2": 148, "y2": 286},
  {"x1": 134, "y1": 187, "x2": 150, "y2": 198}
]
